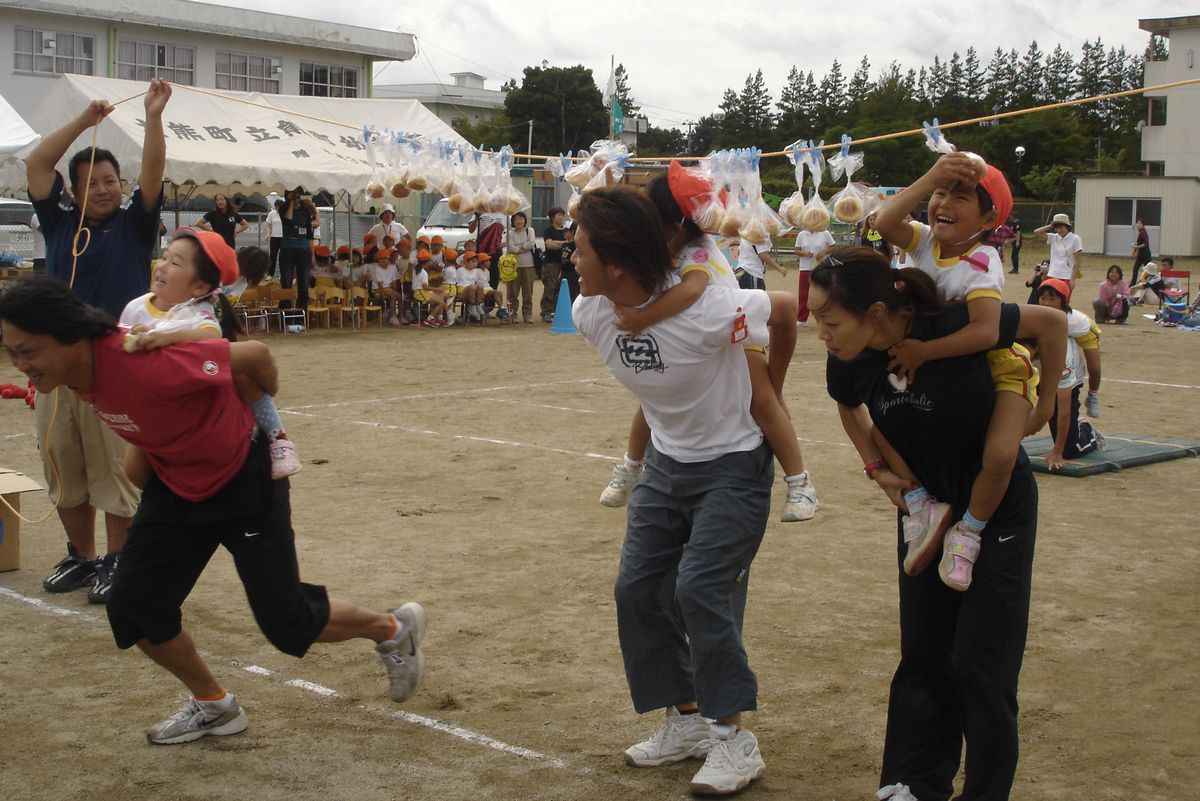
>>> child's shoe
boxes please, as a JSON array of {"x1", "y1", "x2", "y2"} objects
[
  {"x1": 938, "y1": 522, "x2": 981, "y2": 591},
  {"x1": 599, "y1": 463, "x2": 643, "y2": 507},
  {"x1": 1085, "y1": 391, "x2": 1100, "y2": 418},
  {"x1": 901, "y1": 500, "x2": 952, "y2": 576},
  {"x1": 780, "y1": 474, "x2": 819, "y2": 522},
  {"x1": 270, "y1": 438, "x2": 302, "y2": 479}
]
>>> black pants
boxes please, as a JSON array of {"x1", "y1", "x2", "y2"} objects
[
  {"x1": 1010, "y1": 247, "x2": 1020, "y2": 273},
  {"x1": 561, "y1": 264, "x2": 580, "y2": 303},
  {"x1": 106, "y1": 438, "x2": 330, "y2": 657},
  {"x1": 1048, "y1": 385, "x2": 1098, "y2": 459},
  {"x1": 880, "y1": 468, "x2": 1037, "y2": 801},
  {"x1": 279, "y1": 246, "x2": 312, "y2": 308},
  {"x1": 268, "y1": 237, "x2": 282, "y2": 278}
]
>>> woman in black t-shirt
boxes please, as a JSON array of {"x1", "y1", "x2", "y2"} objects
[
  {"x1": 812, "y1": 247, "x2": 1067, "y2": 801},
  {"x1": 540, "y1": 206, "x2": 568, "y2": 321},
  {"x1": 196, "y1": 193, "x2": 248, "y2": 248}
]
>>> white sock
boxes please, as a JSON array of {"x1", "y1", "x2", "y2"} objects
[{"x1": 785, "y1": 471, "x2": 809, "y2": 485}]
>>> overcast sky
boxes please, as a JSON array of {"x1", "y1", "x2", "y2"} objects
[{"x1": 205, "y1": 0, "x2": 1188, "y2": 129}]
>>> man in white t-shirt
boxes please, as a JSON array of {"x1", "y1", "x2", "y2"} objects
[
  {"x1": 264, "y1": 200, "x2": 282, "y2": 278},
  {"x1": 570, "y1": 188, "x2": 798, "y2": 797},
  {"x1": 367, "y1": 203, "x2": 409, "y2": 247},
  {"x1": 1035, "y1": 213, "x2": 1083, "y2": 287},
  {"x1": 793, "y1": 228, "x2": 836, "y2": 324},
  {"x1": 735, "y1": 237, "x2": 786, "y2": 290}
]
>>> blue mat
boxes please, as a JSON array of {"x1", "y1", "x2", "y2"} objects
[{"x1": 1023, "y1": 432, "x2": 1200, "y2": 476}]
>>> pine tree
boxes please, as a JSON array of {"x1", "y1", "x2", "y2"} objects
[
  {"x1": 800, "y1": 71, "x2": 820, "y2": 131},
  {"x1": 963, "y1": 47, "x2": 984, "y2": 102},
  {"x1": 946, "y1": 52, "x2": 964, "y2": 100},
  {"x1": 985, "y1": 47, "x2": 1017, "y2": 109},
  {"x1": 737, "y1": 69, "x2": 776, "y2": 145},
  {"x1": 1015, "y1": 42, "x2": 1045, "y2": 104},
  {"x1": 814, "y1": 59, "x2": 846, "y2": 132},
  {"x1": 612, "y1": 63, "x2": 639, "y2": 116},
  {"x1": 717, "y1": 86, "x2": 743, "y2": 148},
  {"x1": 1045, "y1": 44, "x2": 1076, "y2": 102},
  {"x1": 927, "y1": 55, "x2": 947, "y2": 103},
  {"x1": 777, "y1": 65, "x2": 809, "y2": 138},
  {"x1": 848, "y1": 56, "x2": 872, "y2": 105},
  {"x1": 915, "y1": 66, "x2": 929, "y2": 105}
]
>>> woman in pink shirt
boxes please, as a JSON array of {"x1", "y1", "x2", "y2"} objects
[{"x1": 1092, "y1": 264, "x2": 1131, "y2": 324}]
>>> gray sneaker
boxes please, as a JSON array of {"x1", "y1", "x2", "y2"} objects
[
  {"x1": 599, "y1": 463, "x2": 643, "y2": 508},
  {"x1": 624, "y1": 707, "x2": 711, "y2": 767},
  {"x1": 377, "y1": 602, "x2": 427, "y2": 702},
  {"x1": 780, "y1": 476, "x2": 820, "y2": 522},
  {"x1": 689, "y1": 726, "x2": 766, "y2": 795},
  {"x1": 146, "y1": 694, "x2": 247, "y2": 745}
]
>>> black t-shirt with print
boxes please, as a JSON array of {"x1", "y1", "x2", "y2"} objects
[
  {"x1": 826, "y1": 302, "x2": 1033, "y2": 524},
  {"x1": 204, "y1": 209, "x2": 244, "y2": 247},
  {"x1": 542, "y1": 226, "x2": 567, "y2": 263}
]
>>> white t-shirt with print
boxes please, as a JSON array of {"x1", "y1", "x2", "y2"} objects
[
  {"x1": 573, "y1": 285, "x2": 771, "y2": 463},
  {"x1": 1046, "y1": 232, "x2": 1083, "y2": 280},
  {"x1": 793, "y1": 229, "x2": 835, "y2": 272},
  {"x1": 904, "y1": 221, "x2": 1004, "y2": 303},
  {"x1": 677, "y1": 234, "x2": 738, "y2": 288},
  {"x1": 736, "y1": 238, "x2": 771, "y2": 280}
]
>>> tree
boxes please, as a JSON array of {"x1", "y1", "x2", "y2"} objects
[
  {"x1": 637, "y1": 124, "x2": 685, "y2": 157},
  {"x1": 737, "y1": 69, "x2": 776, "y2": 147},
  {"x1": 503, "y1": 64, "x2": 608, "y2": 154},
  {"x1": 814, "y1": 59, "x2": 846, "y2": 132},
  {"x1": 777, "y1": 65, "x2": 810, "y2": 141},
  {"x1": 985, "y1": 47, "x2": 1017, "y2": 110},
  {"x1": 716, "y1": 87, "x2": 743, "y2": 149},
  {"x1": 1044, "y1": 44, "x2": 1076, "y2": 103},
  {"x1": 927, "y1": 56, "x2": 947, "y2": 103},
  {"x1": 1015, "y1": 42, "x2": 1045, "y2": 105},
  {"x1": 963, "y1": 48, "x2": 985, "y2": 102},
  {"x1": 945, "y1": 52, "x2": 964, "y2": 100},
  {"x1": 848, "y1": 56, "x2": 872, "y2": 107},
  {"x1": 612, "y1": 63, "x2": 640, "y2": 116},
  {"x1": 450, "y1": 114, "x2": 516, "y2": 151}
]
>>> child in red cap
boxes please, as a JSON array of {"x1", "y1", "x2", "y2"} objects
[
  {"x1": 120, "y1": 227, "x2": 302, "y2": 479},
  {"x1": 864, "y1": 152, "x2": 1058, "y2": 591},
  {"x1": 1036, "y1": 278, "x2": 1105, "y2": 467}
]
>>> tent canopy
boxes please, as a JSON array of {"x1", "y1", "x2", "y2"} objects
[
  {"x1": 27, "y1": 74, "x2": 467, "y2": 196},
  {"x1": 0, "y1": 93, "x2": 41, "y2": 195}
]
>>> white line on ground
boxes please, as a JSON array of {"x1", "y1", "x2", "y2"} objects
[
  {"x1": 1, "y1": 432, "x2": 31, "y2": 440},
  {"x1": 280, "y1": 377, "x2": 612, "y2": 411},
  {"x1": 281, "y1": 409, "x2": 619, "y2": 462},
  {"x1": 0, "y1": 583, "x2": 568, "y2": 768},
  {"x1": 1107, "y1": 378, "x2": 1200, "y2": 390},
  {"x1": 485, "y1": 397, "x2": 596, "y2": 414}
]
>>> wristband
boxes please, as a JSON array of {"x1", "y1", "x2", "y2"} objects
[{"x1": 863, "y1": 458, "x2": 888, "y2": 478}]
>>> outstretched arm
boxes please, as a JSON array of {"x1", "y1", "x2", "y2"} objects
[
  {"x1": 138, "y1": 79, "x2": 171, "y2": 211},
  {"x1": 26, "y1": 100, "x2": 114, "y2": 200},
  {"x1": 874, "y1": 152, "x2": 980, "y2": 251}
]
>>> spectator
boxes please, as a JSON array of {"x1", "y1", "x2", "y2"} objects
[
  {"x1": 195, "y1": 193, "x2": 247, "y2": 248},
  {"x1": 1025, "y1": 259, "x2": 1049, "y2": 305},
  {"x1": 1131, "y1": 219, "x2": 1152, "y2": 284},
  {"x1": 540, "y1": 206, "x2": 567, "y2": 322},
  {"x1": 1034, "y1": 213, "x2": 1082, "y2": 289},
  {"x1": 1007, "y1": 215, "x2": 1023, "y2": 275},
  {"x1": 265, "y1": 199, "x2": 283, "y2": 277},
  {"x1": 506, "y1": 211, "x2": 537, "y2": 324},
  {"x1": 23, "y1": 78, "x2": 171, "y2": 603},
  {"x1": 367, "y1": 203, "x2": 408, "y2": 247},
  {"x1": 279, "y1": 188, "x2": 317, "y2": 309},
  {"x1": 1130, "y1": 260, "x2": 1173, "y2": 306},
  {"x1": 1093, "y1": 265, "x2": 1131, "y2": 324},
  {"x1": 469, "y1": 207, "x2": 507, "y2": 291}
]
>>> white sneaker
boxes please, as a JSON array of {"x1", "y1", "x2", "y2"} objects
[
  {"x1": 877, "y1": 782, "x2": 921, "y2": 801},
  {"x1": 376, "y1": 602, "x2": 427, "y2": 702},
  {"x1": 599, "y1": 463, "x2": 643, "y2": 508},
  {"x1": 270, "y1": 438, "x2": 302, "y2": 479},
  {"x1": 624, "y1": 707, "x2": 711, "y2": 767},
  {"x1": 780, "y1": 476, "x2": 819, "y2": 522},
  {"x1": 689, "y1": 726, "x2": 766, "y2": 795},
  {"x1": 146, "y1": 694, "x2": 247, "y2": 745}
]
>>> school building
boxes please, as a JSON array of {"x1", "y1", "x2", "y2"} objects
[
  {"x1": 1075, "y1": 14, "x2": 1200, "y2": 257},
  {"x1": 0, "y1": 0, "x2": 415, "y2": 121}
]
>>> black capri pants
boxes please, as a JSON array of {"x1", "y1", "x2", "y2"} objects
[{"x1": 106, "y1": 437, "x2": 330, "y2": 657}]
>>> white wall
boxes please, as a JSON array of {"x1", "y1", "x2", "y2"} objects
[
  {"x1": 1, "y1": 9, "x2": 372, "y2": 121},
  {"x1": 1076, "y1": 176, "x2": 1200, "y2": 257},
  {"x1": 1142, "y1": 26, "x2": 1200, "y2": 177}
]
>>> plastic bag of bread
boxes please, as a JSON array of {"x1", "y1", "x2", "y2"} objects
[
  {"x1": 564, "y1": 148, "x2": 597, "y2": 188},
  {"x1": 566, "y1": 140, "x2": 631, "y2": 191},
  {"x1": 363, "y1": 126, "x2": 387, "y2": 200},
  {"x1": 829, "y1": 135, "x2": 868, "y2": 223},
  {"x1": 735, "y1": 149, "x2": 785, "y2": 246},
  {"x1": 778, "y1": 140, "x2": 809, "y2": 228},
  {"x1": 795, "y1": 141, "x2": 830, "y2": 232}
]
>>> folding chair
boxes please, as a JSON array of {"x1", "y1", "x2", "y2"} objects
[
  {"x1": 351, "y1": 286, "x2": 385, "y2": 328},
  {"x1": 272, "y1": 286, "x2": 307, "y2": 333},
  {"x1": 307, "y1": 286, "x2": 333, "y2": 330},
  {"x1": 237, "y1": 286, "x2": 272, "y2": 335}
]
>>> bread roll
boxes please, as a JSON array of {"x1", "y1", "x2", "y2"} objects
[
  {"x1": 834, "y1": 194, "x2": 864, "y2": 223},
  {"x1": 801, "y1": 204, "x2": 830, "y2": 232}
]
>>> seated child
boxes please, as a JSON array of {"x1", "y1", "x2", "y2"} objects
[
  {"x1": 120, "y1": 228, "x2": 301, "y2": 479},
  {"x1": 348, "y1": 247, "x2": 371, "y2": 288},
  {"x1": 410, "y1": 250, "x2": 443, "y2": 326},
  {"x1": 311, "y1": 244, "x2": 340, "y2": 288},
  {"x1": 1035, "y1": 279, "x2": 1106, "y2": 467},
  {"x1": 424, "y1": 251, "x2": 453, "y2": 326},
  {"x1": 442, "y1": 247, "x2": 460, "y2": 323},
  {"x1": 430, "y1": 235, "x2": 445, "y2": 265},
  {"x1": 224, "y1": 245, "x2": 269, "y2": 303},
  {"x1": 456, "y1": 251, "x2": 482, "y2": 323},
  {"x1": 370, "y1": 248, "x2": 402, "y2": 325}
]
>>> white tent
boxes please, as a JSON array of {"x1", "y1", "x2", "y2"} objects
[
  {"x1": 27, "y1": 74, "x2": 467, "y2": 195},
  {"x1": 0, "y1": 93, "x2": 41, "y2": 195}
]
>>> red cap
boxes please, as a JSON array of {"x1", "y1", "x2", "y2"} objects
[
  {"x1": 313, "y1": 244, "x2": 331, "y2": 258},
  {"x1": 667, "y1": 160, "x2": 726, "y2": 223},
  {"x1": 362, "y1": 232, "x2": 377, "y2": 244},
  {"x1": 171, "y1": 227, "x2": 238, "y2": 286},
  {"x1": 336, "y1": 244, "x2": 350, "y2": 256},
  {"x1": 431, "y1": 235, "x2": 444, "y2": 245},
  {"x1": 977, "y1": 164, "x2": 1013, "y2": 232},
  {"x1": 1039, "y1": 277, "x2": 1072, "y2": 303}
]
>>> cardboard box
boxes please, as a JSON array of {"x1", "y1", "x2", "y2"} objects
[{"x1": 0, "y1": 467, "x2": 44, "y2": 572}]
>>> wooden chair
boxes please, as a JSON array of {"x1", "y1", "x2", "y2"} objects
[
  {"x1": 1161, "y1": 270, "x2": 1191, "y2": 307},
  {"x1": 332, "y1": 287, "x2": 358, "y2": 329},
  {"x1": 307, "y1": 286, "x2": 334, "y2": 330},
  {"x1": 236, "y1": 286, "x2": 272, "y2": 335},
  {"x1": 350, "y1": 286, "x2": 385, "y2": 328},
  {"x1": 272, "y1": 286, "x2": 307, "y2": 333}
]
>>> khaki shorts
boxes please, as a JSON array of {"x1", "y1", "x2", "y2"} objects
[
  {"x1": 987, "y1": 345, "x2": 1039, "y2": 408},
  {"x1": 35, "y1": 387, "x2": 140, "y2": 516}
]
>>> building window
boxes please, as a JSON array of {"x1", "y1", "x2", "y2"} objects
[
  {"x1": 299, "y1": 61, "x2": 358, "y2": 97},
  {"x1": 14, "y1": 28, "x2": 94, "y2": 75},
  {"x1": 116, "y1": 40, "x2": 194, "y2": 85},
  {"x1": 216, "y1": 51, "x2": 282, "y2": 93}
]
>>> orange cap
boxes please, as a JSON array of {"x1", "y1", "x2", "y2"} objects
[
  {"x1": 313, "y1": 244, "x2": 331, "y2": 258},
  {"x1": 430, "y1": 235, "x2": 444, "y2": 244},
  {"x1": 374, "y1": 248, "x2": 393, "y2": 262},
  {"x1": 362, "y1": 232, "x2": 377, "y2": 244},
  {"x1": 442, "y1": 247, "x2": 457, "y2": 261},
  {"x1": 463, "y1": 250, "x2": 477, "y2": 261},
  {"x1": 171, "y1": 227, "x2": 239, "y2": 286},
  {"x1": 416, "y1": 248, "x2": 432, "y2": 261},
  {"x1": 416, "y1": 234, "x2": 431, "y2": 244},
  {"x1": 336, "y1": 244, "x2": 350, "y2": 256},
  {"x1": 477, "y1": 251, "x2": 491, "y2": 263}
]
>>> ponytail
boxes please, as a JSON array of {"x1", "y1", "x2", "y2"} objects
[
  {"x1": 811, "y1": 246, "x2": 943, "y2": 317},
  {"x1": 192, "y1": 246, "x2": 246, "y2": 342}
]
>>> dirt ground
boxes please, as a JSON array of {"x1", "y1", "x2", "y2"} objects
[{"x1": 1, "y1": 247, "x2": 1197, "y2": 801}]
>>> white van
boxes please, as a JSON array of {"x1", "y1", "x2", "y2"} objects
[
  {"x1": 0, "y1": 197, "x2": 35, "y2": 267},
  {"x1": 416, "y1": 198, "x2": 477, "y2": 250}
]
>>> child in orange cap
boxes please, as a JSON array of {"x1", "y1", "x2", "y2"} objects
[
  {"x1": 311, "y1": 244, "x2": 340, "y2": 288},
  {"x1": 429, "y1": 235, "x2": 445, "y2": 265},
  {"x1": 371, "y1": 247, "x2": 403, "y2": 324},
  {"x1": 411, "y1": 248, "x2": 444, "y2": 326},
  {"x1": 424, "y1": 248, "x2": 453, "y2": 325},
  {"x1": 869, "y1": 152, "x2": 1058, "y2": 592},
  {"x1": 119, "y1": 227, "x2": 302, "y2": 479},
  {"x1": 441, "y1": 247, "x2": 461, "y2": 321},
  {"x1": 475, "y1": 251, "x2": 506, "y2": 320}
]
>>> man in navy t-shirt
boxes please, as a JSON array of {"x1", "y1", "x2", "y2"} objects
[{"x1": 24, "y1": 78, "x2": 171, "y2": 604}]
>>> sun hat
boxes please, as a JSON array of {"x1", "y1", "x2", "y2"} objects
[
  {"x1": 170, "y1": 227, "x2": 238, "y2": 285},
  {"x1": 1052, "y1": 213, "x2": 1072, "y2": 229},
  {"x1": 379, "y1": 203, "x2": 396, "y2": 218},
  {"x1": 1039, "y1": 277, "x2": 1072, "y2": 303}
]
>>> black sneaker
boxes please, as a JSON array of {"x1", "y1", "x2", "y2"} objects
[
  {"x1": 43, "y1": 544, "x2": 96, "y2": 593},
  {"x1": 87, "y1": 552, "x2": 119, "y2": 605}
]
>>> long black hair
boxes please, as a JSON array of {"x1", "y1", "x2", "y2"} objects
[
  {"x1": 0, "y1": 275, "x2": 117, "y2": 342},
  {"x1": 187, "y1": 242, "x2": 245, "y2": 342},
  {"x1": 645, "y1": 174, "x2": 703, "y2": 244},
  {"x1": 810, "y1": 247, "x2": 943, "y2": 317}
]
